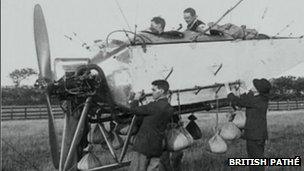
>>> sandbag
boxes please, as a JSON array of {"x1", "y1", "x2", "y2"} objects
[
  {"x1": 112, "y1": 127, "x2": 124, "y2": 150},
  {"x1": 112, "y1": 132, "x2": 124, "y2": 150},
  {"x1": 187, "y1": 114, "x2": 197, "y2": 121},
  {"x1": 129, "y1": 135, "x2": 136, "y2": 145},
  {"x1": 219, "y1": 122, "x2": 242, "y2": 140},
  {"x1": 209, "y1": 23, "x2": 262, "y2": 40},
  {"x1": 166, "y1": 124, "x2": 194, "y2": 151},
  {"x1": 77, "y1": 146, "x2": 102, "y2": 170},
  {"x1": 244, "y1": 28, "x2": 258, "y2": 39},
  {"x1": 185, "y1": 120, "x2": 202, "y2": 140},
  {"x1": 232, "y1": 111, "x2": 246, "y2": 129},
  {"x1": 222, "y1": 23, "x2": 245, "y2": 39},
  {"x1": 209, "y1": 23, "x2": 244, "y2": 39},
  {"x1": 116, "y1": 123, "x2": 129, "y2": 135},
  {"x1": 116, "y1": 123, "x2": 139, "y2": 136},
  {"x1": 208, "y1": 133, "x2": 227, "y2": 153},
  {"x1": 87, "y1": 124, "x2": 106, "y2": 144},
  {"x1": 225, "y1": 112, "x2": 235, "y2": 122}
]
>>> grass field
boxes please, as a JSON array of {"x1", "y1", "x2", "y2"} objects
[{"x1": 2, "y1": 110, "x2": 304, "y2": 171}]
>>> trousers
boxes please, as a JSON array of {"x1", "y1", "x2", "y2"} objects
[
  {"x1": 246, "y1": 139, "x2": 266, "y2": 171},
  {"x1": 160, "y1": 151, "x2": 183, "y2": 171},
  {"x1": 129, "y1": 151, "x2": 165, "y2": 171}
]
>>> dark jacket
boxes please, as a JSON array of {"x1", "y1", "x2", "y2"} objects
[
  {"x1": 227, "y1": 92, "x2": 269, "y2": 140},
  {"x1": 187, "y1": 19, "x2": 205, "y2": 32},
  {"x1": 128, "y1": 98, "x2": 174, "y2": 157}
]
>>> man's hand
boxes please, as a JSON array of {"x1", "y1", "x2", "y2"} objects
[
  {"x1": 237, "y1": 80, "x2": 249, "y2": 94},
  {"x1": 239, "y1": 86, "x2": 249, "y2": 95},
  {"x1": 224, "y1": 83, "x2": 232, "y2": 95},
  {"x1": 231, "y1": 80, "x2": 248, "y2": 96},
  {"x1": 226, "y1": 111, "x2": 236, "y2": 122},
  {"x1": 197, "y1": 24, "x2": 206, "y2": 33},
  {"x1": 134, "y1": 90, "x2": 145, "y2": 101}
]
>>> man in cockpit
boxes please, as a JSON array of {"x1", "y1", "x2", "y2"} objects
[
  {"x1": 183, "y1": 8, "x2": 206, "y2": 33},
  {"x1": 140, "y1": 16, "x2": 184, "y2": 40},
  {"x1": 146, "y1": 16, "x2": 166, "y2": 35}
]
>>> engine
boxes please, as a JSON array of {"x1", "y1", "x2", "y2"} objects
[{"x1": 36, "y1": 64, "x2": 123, "y2": 123}]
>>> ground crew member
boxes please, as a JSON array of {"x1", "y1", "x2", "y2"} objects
[
  {"x1": 225, "y1": 78, "x2": 271, "y2": 171},
  {"x1": 119, "y1": 79, "x2": 173, "y2": 171}
]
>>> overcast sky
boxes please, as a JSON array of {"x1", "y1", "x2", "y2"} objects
[{"x1": 1, "y1": 0, "x2": 304, "y2": 86}]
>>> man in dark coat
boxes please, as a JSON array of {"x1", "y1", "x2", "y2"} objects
[
  {"x1": 123, "y1": 79, "x2": 174, "y2": 171},
  {"x1": 225, "y1": 78, "x2": 271, "y2": 171}
]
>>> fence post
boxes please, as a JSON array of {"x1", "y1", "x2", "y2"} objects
[
  {"x1": 39, "y1": 106, "x2": 42, "y2": 119},
  {"x1": 287, "y1": 99, "x2": 290, "y2": 111},
  {"x1": 25, "y1": 107, "x2": 27, "y2": 119},
  {"x1": 277, "y1": 101, "x2": 279, "y2": 110},
  {"x1": 11, "y1": 106, "x2": 13, "y2": 120},
  {"x1": 296, "y1": 99, "x2": 299, "y2": 109}
]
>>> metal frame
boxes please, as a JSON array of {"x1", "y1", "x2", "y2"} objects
[{"x1": 81, "y1": 116, "x2": 137, "y2": 171}]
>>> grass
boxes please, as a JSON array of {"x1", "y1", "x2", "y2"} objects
[{"x1": 1, "y1": 110, "x2": 304, "y2": 171}]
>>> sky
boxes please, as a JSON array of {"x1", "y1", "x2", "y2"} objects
[{"x1": 1, "y1": 0, "x2": 304, "y2": 86}]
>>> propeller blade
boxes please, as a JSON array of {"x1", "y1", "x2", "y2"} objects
[
  {"x1": 34, "y1": 4, "x2": 53, "y2": 80},
  {"x1": 34, "y1": 4, "x2": 59, "y2": 168},
  {"x1": 45, "y1": 93, "x2": 60, "y2": 169}
]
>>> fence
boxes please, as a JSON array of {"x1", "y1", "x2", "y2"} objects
[
  {"x1": 1, "y1": 100, "x2": 304, "y2": 121},
  {"x1": 1, "y1": 105, "x2": 63, "y2": 121}
]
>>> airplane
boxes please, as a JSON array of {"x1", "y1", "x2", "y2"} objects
[{"x1": 33, "y1": 3, "x2": 304, "y2": 171}]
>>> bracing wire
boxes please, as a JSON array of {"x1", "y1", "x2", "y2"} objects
[
  {"x1": 256, "y1": 0, "x2": 270, "y2": 33},
  {"x1": 261, "y1": 7, "x2": 268, "y2": 20},
  {"x1": 132, "y1": 0, "x2": 141, "y2": 45},
  {"x1": 262, "y1": 0, "x2": 270, "y2": 20},
  {"x1": 274, "y1": 20, "x2": 295, "y2": 37},
  {"x1": 114, "y1": 0, "x2": 132, "y2": 31},
  {"x1": 134, "y1": 0, "x2": 140, "y2": 27}
]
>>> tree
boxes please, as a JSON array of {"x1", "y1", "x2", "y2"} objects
[
  {"x1": 294, "y1": 77, "x2": 304, "y2": 97},
  {"x1": 270, "y1": 76, "x2": 304, "y2": 100},
  {"x1": 9, "y1": 68, "x2": 37, "y2": 87}
]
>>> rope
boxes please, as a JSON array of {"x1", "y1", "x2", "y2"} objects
[
  {"x1": 1, "y1": 138, "x2": 40, "y2": 171},
  {"x1": 215, "y1": 94, "x2": 219, "y2": 134},
  {"x1": 177, "y1": 89, "x2": 182, "y2": 122}
]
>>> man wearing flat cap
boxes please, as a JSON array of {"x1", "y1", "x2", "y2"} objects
[{"x1": 225, "y1": 78, "x2": 271, "y2": 171}]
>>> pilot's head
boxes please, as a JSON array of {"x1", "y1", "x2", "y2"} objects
[
  {"x1": 150, "y1": 17, "x2": 166, "y2": 34},
  {"x1": 183, "y1": 8, "x2": 197, "y2": 25},
  {"x1": 151, "y1": 79, "x2": 169, "y2": 101}
]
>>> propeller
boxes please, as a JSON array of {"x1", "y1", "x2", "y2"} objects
[{"x1": 34, "y1": 4, "x2": 59, "y2": 169}]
